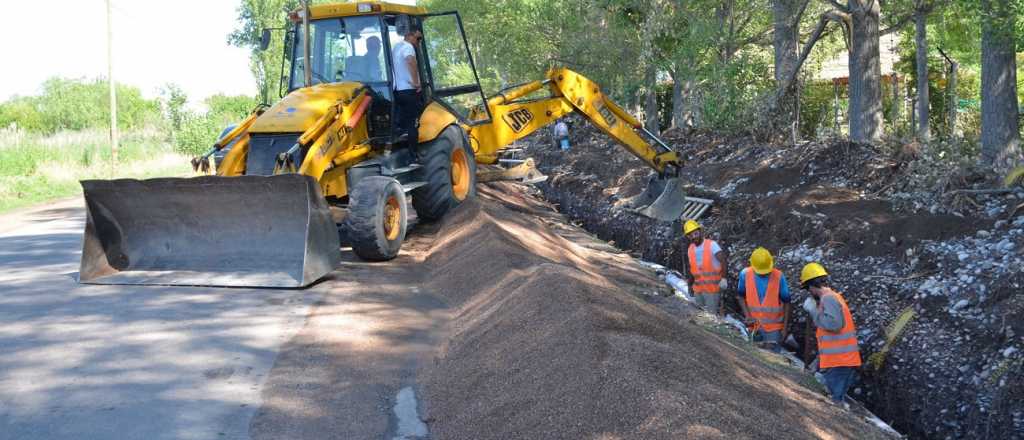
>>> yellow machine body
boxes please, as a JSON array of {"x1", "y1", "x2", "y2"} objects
[{"x1": 77, "y1": 1, "x2": 703, "y2": 288}]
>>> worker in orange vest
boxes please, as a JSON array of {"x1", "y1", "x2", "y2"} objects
[
  {"x1": 800, "y1": 262, "x2": 862, "y2": 407},
  {"x1": 735, "y1": 247, "x2": 791, "y2": 352},
  {"x1": 683, "y1": 219, "x2": 728, "y2": 316}
]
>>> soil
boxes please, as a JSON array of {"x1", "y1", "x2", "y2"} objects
[
  {"x1": 253, "y1": 180, "x2": 893, "y2": 439},
  {"x1": 418, "y1": 183, "x2": 892, "y2": 440},
  {"x1": 523, "y1": 123, "x2": 1024, "y2": 440}
]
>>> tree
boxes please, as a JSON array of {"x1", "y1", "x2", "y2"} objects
[
  {"x1": 772, "y1": 0, "x2": 810, "y2": 134},
  {"x1": 846, "y1": 0, "x2": 885, "y2": 143},
  {"x1": 979, "y1": 0, "x2": 1020, "y2": 168},
  {"x1": 229, "y1": 0, "x2": 298, "y2": 103},
  {"x1": 914, "y1": 0, "x2": 931, "y2": 141}
]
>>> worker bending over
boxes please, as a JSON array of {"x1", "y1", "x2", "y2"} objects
[
  {"x1": 683, "y1": 220, "x2": 728, "y2": 316},
  {"x1": 735, "y1": 247, "x2": 791, "y2": 352},
  {"x1": 801, "y1": 263, "x2": 862, "y2": 408}
]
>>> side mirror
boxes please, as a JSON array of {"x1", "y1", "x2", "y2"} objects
[{"x1": 259, "y1": 29, "x2": 272, "y2": 51}]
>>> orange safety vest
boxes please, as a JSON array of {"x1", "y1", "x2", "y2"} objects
[
  {"x1": 744, "y1": 268, "x2": 785, "y2": 332},
  {"x1": 687, "y1": 239, "x2": 722, "y2": 295},
  {"x1": 816, "y1": 290, "x2": 862, "y2": 369}
]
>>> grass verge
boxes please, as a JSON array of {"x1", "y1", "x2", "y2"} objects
[{"x1": 0, "y1": 127, "x2": 192, "y2": 213}]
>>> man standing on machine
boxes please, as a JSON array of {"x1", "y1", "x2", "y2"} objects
[{"x1": 392, "y1": 16, "x2": 423, "y2": 150}]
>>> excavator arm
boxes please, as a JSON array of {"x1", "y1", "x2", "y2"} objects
[
  {"x1": 469, "y1": 68, "x2": 681, "y2": 176},
  {"x1": 468, "y1": 67, "x2": 709, "y2": 221}
]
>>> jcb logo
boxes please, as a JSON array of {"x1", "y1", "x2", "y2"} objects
[
  {"x1": 597, "y1": 101, "x2": 617, "y2": 127},
  {"x1": 502, "y1": 108, "x2": 534, "y2": 133}
]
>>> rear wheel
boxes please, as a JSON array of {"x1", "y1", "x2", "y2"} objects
[
  {"x1": 412, "y1": 125, "x2": 477, "y2": 221},
  {"x1": 345, "y1": 176, "x2": 407, "y2": 261}
]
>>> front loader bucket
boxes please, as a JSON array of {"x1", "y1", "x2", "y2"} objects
[
  {"x1": 78, "y1": 175, "x2": 341, "y2": 288},
  {"x1": 630, "y1": 177, "x2": 713, "y2": 222}
]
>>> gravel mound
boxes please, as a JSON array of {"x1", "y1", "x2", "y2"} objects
[{"x1": 418, "y1": 184, "x2": 890, "y2": 440}]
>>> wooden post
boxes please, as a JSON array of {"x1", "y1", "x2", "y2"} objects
[
  {"x1": 948, "y1": 61, "x2": 958, "y2": 136},
  {"x1": 891, "y1": 74, "x2": 901, "y2": 134},
  {"x1": 833, "y1": 79, "x2": 840, "y2": 132},
  {"x1": 106, "y1": 0, "x2": 119, "y2": 165},
  {"x1": 940, "y1": 48, "x2": 960, "y2": 138},
  {"x1": 793, "y1": 77, "x2": 801, "y2": 143}
]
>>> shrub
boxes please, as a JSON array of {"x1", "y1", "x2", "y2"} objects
[{"x1": 0, "y1": 77, "x2": 161, "y2": 134}]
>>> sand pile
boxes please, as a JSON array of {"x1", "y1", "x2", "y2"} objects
[{"x1": 417, "y1": 183, "x2": 890, "y2": 440}]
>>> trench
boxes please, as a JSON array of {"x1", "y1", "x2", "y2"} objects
[
  {"x1": 532, "y1": 178, "x2": 925, "y2": 435},
  {"x1": 520, "y1": 127, "x2": 1023, "y2": 440}
]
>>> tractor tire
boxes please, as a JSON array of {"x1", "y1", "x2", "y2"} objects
[
  {"x1": 344, "y1": 176, "x2": 407, "y2": 261},
  {"x1": 412, "y1": 125, "x2": 477, "y2": 221}
]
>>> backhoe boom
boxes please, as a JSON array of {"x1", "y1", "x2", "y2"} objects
[{"x1": 469, "y1": 68, "x2": 681, "y2": 176}]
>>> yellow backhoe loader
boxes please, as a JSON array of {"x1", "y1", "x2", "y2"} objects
[{"x1": 78, "y1": 1, "x2": 712, "y2": 288}]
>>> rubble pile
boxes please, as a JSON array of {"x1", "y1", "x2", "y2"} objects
[{"x1": 521, "y1": 124, "x2": 1024, "y2": 440}]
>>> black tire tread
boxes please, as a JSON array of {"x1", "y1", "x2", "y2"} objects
[
  {"x1": 345, "y1": 176, "x2": 406, "y2": 261},
  {"x1": 411, "y1": 126, "x2": 476, "y2": 221}
]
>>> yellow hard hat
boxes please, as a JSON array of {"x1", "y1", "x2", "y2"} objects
[
  {"x1": 750, "y1": 247, "x2": 774, "y2": 275},
  {"x1": 800, "y1": 262, "x2": 829, "y2": 285},
  {"x1": 683, "y1": 219, "x2": 701, "y2": 235}
]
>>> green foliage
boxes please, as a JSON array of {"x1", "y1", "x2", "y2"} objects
[
  {"x1": 229, "y1": 0, "x2": 299, "y2": 102},
  {"x1": 800, "y1": 81, "x2": 840, "y2": 138},
  {"x1": 0, "y1": 77, "x2": 160, "y2": 134},
  {"x1": 170, "y1": 94, "x2": 258, "y2": 156},
  {"x1": 0, "y1": 128, "x2": 190, "y2": 212},
  {"x1": 160, "y1": 84, "x2": 189, "y2": 132}
]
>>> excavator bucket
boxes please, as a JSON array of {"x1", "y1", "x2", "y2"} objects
[
  {"x1": 78, "y1": 174, "x2": 340, "y2": 288},
  {"x1": 477, "y1": 158, "x2": 548, "y2": 184},
  {"x1": 629, "y1": 177, "x2": 713, "y2": 222}
]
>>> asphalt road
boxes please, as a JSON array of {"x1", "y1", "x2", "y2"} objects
[{"x1": 0, "y1": 199, "x2": 444, "y2": 440}]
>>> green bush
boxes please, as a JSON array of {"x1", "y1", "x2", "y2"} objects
[
  {"x1": 800, "y1": 81, "x2": 839, "y2": 138},
  {"x1": 171, "y1": 94, "x2": 257, "y2": 156},
  {"x1": 0, "y1": 77, "x2": 160, "y2": 134}
]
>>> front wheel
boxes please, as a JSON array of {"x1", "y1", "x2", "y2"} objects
[
  {"x1": 344, "y1": 176, "x2": 407, "y2": 261},
  {"x1": 412, "y1": 125, "x2": 477, "y2": 221}
]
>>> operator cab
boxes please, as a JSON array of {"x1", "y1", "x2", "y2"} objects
[{"x1": 279, "y1": 4, "x2": 492, "y2": 146}]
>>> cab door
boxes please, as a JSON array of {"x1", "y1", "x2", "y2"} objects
[{"x1": 419, "y1": 12, "x2": 491, "y2": 125}]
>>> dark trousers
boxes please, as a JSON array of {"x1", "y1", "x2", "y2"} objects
[{"x1": 394, "y1": 89, "x2": 422, "y2": 150}]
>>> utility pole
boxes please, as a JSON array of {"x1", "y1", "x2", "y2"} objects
[{"x1": 106, "y1": 0, "x2": 119, "y2": 165}]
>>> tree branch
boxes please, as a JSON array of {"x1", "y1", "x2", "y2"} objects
[
  {"x1": 792, "y1": 0, "x2": 813, "y2": 27},
  {"x1": 880, "y1": 12, "x2": 917, "y2": 35},
  {"x1": 821, "y1": 0, "x2": 850, "y2": 13}
]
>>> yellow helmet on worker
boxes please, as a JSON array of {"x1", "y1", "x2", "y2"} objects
[
  {"x1": 800, "y1": 262, "x2": 829, "y2": 287},
  {"x1": 749, "y1": 247, "x2": 774, "y2": 275},
  {"x1": 683, "y1": 219, "x2": 701, "y2": 235}
]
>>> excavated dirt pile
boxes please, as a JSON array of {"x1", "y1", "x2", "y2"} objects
[
  {"x1": 523, "y1": 124, "x2": 1024, "y2": 439},
  {"x1": 417, "y1": 183, "x2": 891, "y2": 440}
]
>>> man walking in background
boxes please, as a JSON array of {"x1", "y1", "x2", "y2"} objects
[
  {"x1": 683, "y1": 219, "x2": 728, "y2": 315},
  {"x1": 736, "y1": 247, "x2": 791, "y2": 352},
  {"x1": 554, "y1": 119, "x2": 570, "y2": 151},
  {"x1": 800, "y1": 262, "x2": 862, "y2": 408}
]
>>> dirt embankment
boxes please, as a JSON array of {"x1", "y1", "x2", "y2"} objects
[
  {"x1": 415, "y1": 183, "x2": 891, "y2": 439},
  {"x1": 524, "y1": 125, "x2": 1024, "y2": 440}
]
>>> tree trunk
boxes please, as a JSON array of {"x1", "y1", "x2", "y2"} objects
[
  {"x1": 915, "y1": 10, "x2": 930, "y2": 142},
  {"x1": 980, "y1": 0, "x2": 1020, "y2": 168},
  {"x1": 670, "y1": 69, "x2": 695, "y2": 131},
  {"x1": 760, "y1": 10, "x2": 840, "y2": 139},
  {"x1": 644, "y1": 63, "x2": 659, "y2": 134},
  {"x1": 848, "y1": 0, "x2": 884, "y2": 143},
  {"x1": 773, "y1": 0, "x2": 803, "y2": 131},
  {"x1": 671, "y1": 74, "x2": 684, "y2": 130}
]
